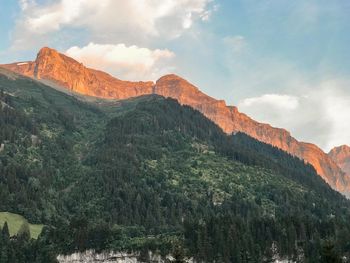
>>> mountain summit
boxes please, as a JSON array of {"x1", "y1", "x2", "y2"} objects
[
  {"x1": 4, "y1": 47, "x2": 155, "y2": 99},
  {"x1": 1, "y1": 47, "x2": 349, "y2": 195}
]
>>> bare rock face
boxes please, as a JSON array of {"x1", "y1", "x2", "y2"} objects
[
  {"x1": 329, "y1": 145, "x2": 350, "y2": 180},
  {"x1": 1, "y1": 47, "x2": 350, "y2": 195},
  {"x1": 57, "y1": 250, "x2": 194, "y2": 263},
  {"x1": 2, "y1": 47, "x2": 154, "y2": 99}
]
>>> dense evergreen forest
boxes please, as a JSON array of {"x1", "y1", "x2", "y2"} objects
[{"x1": 0, "y1": 72, "x2": 350, "y2": 262}]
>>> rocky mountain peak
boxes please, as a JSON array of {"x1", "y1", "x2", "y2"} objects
[
  {"x1": 156, "y1": 74, "x2": 199, "y2": 91},
  {"x1": 157, "y1": 73, "x2": 188, "y2": 82},
  {"x1": 154, "y1": 73, "x2": 219, "y2": 107},
  {"x1": 329, "y1": 145, "x2": 350, "y2": 156},
  {"x1": 34, "y1": 46, "x2": 82, "y2": 81},
  {"x1": 36, "y1": 46, "x2": 59, "y2": 58}
]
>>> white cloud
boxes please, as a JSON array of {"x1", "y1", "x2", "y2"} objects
[
  {"x1": 65, "y1": 42, "x2": 175, "y2": 81},
  {"x1": 319, "y1": 80, "x2": 350, "y2": 151},
  {"x1": 12, "y1": 0, "x2": 214, "y2": 48},
  {"x1": 238, "y1": 79, "x2": 350, "y2": 152},
  {"x1": 24, "y1": 0, "x2": 99, "y2": 33},
  {"x1": 200, "y1": 3, "x2": 219, "y2": 21},
  {"x1": 239, "y1": 94, "x2": 299, "y2": 111},
  {"x1": 19, "y1": 0, "x2": 32, "y2": 11}
]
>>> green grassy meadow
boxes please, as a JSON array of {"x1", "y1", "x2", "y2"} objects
[{"x1": 0, "y1": 212, "x2": 44, "y2": 239}]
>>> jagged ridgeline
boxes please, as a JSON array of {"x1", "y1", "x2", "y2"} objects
[{"x1": 1, "y1": 70, "x2": 350, "y2": 262}]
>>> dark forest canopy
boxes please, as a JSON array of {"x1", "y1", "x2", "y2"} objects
[{"x1": 0, "y1": 74, "x2": 349, "y2": 262}]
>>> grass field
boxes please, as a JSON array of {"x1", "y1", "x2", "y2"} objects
[{"x1": 0, "y1": 212, "x2": 44, "y2": 239}]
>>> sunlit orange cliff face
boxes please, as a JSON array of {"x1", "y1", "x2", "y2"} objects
[
  {"x1": 1, "y1": 47, "x2": 350, "y2": 196},
  {"x1": 329, "y1": 145, "x2": 350, "y2": 182}
]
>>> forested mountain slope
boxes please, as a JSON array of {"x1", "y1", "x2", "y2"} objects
[
  {"x1": 0, "y1": 70, "x2": 350, "y2": 262},
  {"x1": 2, "y1": 47, "x2": 349, "y2": 196}
]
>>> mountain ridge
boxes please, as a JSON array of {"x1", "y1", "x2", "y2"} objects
[{"x1": 1, "y1": 47, "x2": 349, "y2": 195}]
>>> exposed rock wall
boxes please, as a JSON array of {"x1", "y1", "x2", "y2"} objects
[
  {"x1": 329, "y1": 145, "x2": 350, "y2": 182},
  {"x1": 3, "y1": 48, "x2": 154, "y2": 99},
  {"x1": 57, "y1": 250, "x2": 193, "y2": 263}
]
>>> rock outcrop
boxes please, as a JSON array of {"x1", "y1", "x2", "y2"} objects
[
  {"x1": 329, "y1": 145, "x2": 350, "y2": 180},
  {"x1": 1, "y1": 47, "x2": 349, "y2": 195},
  {"x1": 56, "y1": 250, "x2": 194, "y2": 263}
]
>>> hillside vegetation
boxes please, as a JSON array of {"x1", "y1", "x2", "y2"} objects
[{"x1": 0, "y1": 72, "x2": 349, "y2": 262}]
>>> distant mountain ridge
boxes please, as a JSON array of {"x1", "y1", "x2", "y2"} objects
[{"x1": 1, "y1": 47, "x2": 349, "y2": 195}]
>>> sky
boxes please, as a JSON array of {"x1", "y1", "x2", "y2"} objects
[{"x1": 0, "y1": 0, "x2": 350, "y2": 151}]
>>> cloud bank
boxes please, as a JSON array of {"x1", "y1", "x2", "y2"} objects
[
  {"x1": 13, "y1": 0, "x2": 213, "y2": 47},
  {"x1": 238, "y1": 79, "x2": 350, "y2": 151}
]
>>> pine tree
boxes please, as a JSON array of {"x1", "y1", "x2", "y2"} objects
[
  {"x1": 0, "y1": 246, "x2": 8, "y2": 263},
  {"x1": 18, "y1": 222, "x2": 31, "y2": 241},
  {"x1": 320, "y1": 240, "x2": 341, "y2": 263},
  {"x1": 2, "y1": 222, "x2": 10, "y2": 239}
]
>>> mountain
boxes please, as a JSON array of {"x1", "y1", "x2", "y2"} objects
[
  {"x1": 1, "y1": 69, "x2": 350, "y2": 262},
  {"x1": 2, "y1": 47, "x2": 154, "y2": 99},
  {"x1": 329, "y1": 145, "x2": 350, "y2": 178},
  {"x1": 1, "y1": 47, "x2": 349, "y2": 196}
]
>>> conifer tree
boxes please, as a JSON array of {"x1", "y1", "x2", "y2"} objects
[
  {"x1": 18, "y1": 222, "x2": 31, "y2": 241},
  {"x1": 2, "y1": 222, "x2": 9, "y2": 239},
  {"x1": 320, "y1": 240, "x2": 341, "y2": 263}
]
